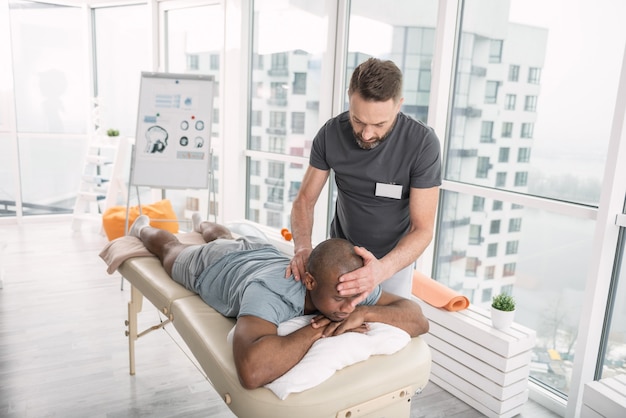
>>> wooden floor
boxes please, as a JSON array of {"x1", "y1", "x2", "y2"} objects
[{"x1": 0, "y1": 219, "x2": 561, "y2": 417}]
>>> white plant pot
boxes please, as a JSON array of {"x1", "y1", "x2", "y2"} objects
[{"x1": 491, "y1": 308, "x2": 515, "y2": 330}]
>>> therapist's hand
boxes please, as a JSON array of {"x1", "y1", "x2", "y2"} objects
[
  {"x1": 285, "y1": 247, "x2": 312, "y2": 281},
  {"x1": 337, "y1": 246, "x2": 386, "y2": 306}
]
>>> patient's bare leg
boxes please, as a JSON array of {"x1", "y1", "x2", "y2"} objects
[
  {"x1": 129, "y1": 215, "x2": 189, "y2": 276},
  {"x1": 191, "y1": 212, "x2": 234, "y2": 242}
]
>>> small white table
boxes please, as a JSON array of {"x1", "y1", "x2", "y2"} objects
[{"x1": 415, "y1": 299, "x2": 536, "y2": 418}]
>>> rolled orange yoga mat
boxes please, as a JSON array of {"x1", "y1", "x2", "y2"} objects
[{"x1": 412, "y1": 270, "x2": 470, "y2": 312}]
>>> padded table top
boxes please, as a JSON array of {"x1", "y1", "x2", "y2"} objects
[{"x1": 118, "y1": 256, "x2": 196, "y2": 313}]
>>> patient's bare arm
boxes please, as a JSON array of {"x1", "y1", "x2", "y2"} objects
[
  {"x1": 356, "y1": 292, "x2": 429, "y2": 336},
  {"x1": 313, "y1": 292, "x2": 429, "y2": 338},
  {"x1": 232, "y1": 315, "x2": 326, "y2": 389}
]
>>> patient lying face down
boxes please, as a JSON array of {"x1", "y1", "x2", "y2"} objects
[{"x1": 128, "y1": 214, "x2": 429, "y2": 390}]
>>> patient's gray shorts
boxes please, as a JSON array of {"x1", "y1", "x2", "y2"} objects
[{"x1": 171, "y1": 237, "x2": 272, "y2": 291}]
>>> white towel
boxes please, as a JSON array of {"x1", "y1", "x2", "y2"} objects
[{"x1": 228, "y1": 315, "x2": 410, "y2": 400}]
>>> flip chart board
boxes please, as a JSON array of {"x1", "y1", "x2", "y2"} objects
[{"x1": 131, "y1": 72, "x2": 214, "y2": 189}]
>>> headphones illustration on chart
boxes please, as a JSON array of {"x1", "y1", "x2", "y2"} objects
[{"x1": 144, "y1": 125, "x2": 168, "y2": 154}]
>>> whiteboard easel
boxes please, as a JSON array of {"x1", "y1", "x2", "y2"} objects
[
  {"x1": 131, "y1": 72, "x2": 214, "y2": 189},
  {"x1": 124, "y1": 72, "x2": 216, "y2": 234}
]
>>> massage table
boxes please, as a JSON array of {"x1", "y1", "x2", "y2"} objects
[{"x1": 104, "y1": 234, "x2": 432, "y2": 418}]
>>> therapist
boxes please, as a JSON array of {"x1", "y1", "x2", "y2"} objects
[{"x1": 287, "y1": 57, "x2": 442, "y2": 305}]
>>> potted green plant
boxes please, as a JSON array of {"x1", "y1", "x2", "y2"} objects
[
  {"x1": 106, "y1": 128, "x2": 120, "y2": 137},
  {"x1": 491, "y1": 292, "x2": 516, "y2": 330}
]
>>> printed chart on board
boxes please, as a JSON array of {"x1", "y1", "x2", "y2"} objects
[{"x1": 132, "y1": 72, "x2": 214, "y2": 190}]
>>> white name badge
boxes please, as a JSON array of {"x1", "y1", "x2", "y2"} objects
[{"x1": 375, "y1": 182, "x2": 402, "y2": 199}]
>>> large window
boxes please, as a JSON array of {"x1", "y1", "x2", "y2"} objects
[
  {"x1": 247, "y1": 0, "x2": 330, "y2": 228},
  {"x1": 9, "y1": 0, "x2": 87, "y2": 216},
  {"x1": 93, "y1": 5, "x2": 150, "y2": 139},
  {"x1": 161, "y1": 3, "x2": 224, "y2": 221},
  {"x1": 92, "y1": 4, "x2": 150, "y2": 214},
  {"x1": 0, "y1": 4, "x2": 17, "y2": 217},
  {"x1": 447, "y1": 0, "x2": 622, "y2": 206},
  {"x1": 436, "y1": 0, "x2": 626, "y2": 400},
  {"x1": 438, "y1": 190, "x2": 596, "y2": 394},
  {"x1": 345, "y1": 0, "x2": 438, "y2": 123}
]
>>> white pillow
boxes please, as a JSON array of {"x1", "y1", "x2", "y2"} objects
[{"x1": 227, "y1": 315, "x2": 410, "y2": 400}]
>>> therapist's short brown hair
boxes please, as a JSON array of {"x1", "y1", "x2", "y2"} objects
[{"x1": 348, "y1": 58, "x2": 403, "y2": 103}]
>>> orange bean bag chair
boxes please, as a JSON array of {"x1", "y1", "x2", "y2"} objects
[{"x1": 102, "y1": 199, "x2": 179, "y2": 241}]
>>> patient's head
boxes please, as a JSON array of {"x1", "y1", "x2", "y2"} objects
[{"x1": 304, "y1": 238, "x2": 363, "y2": 321}]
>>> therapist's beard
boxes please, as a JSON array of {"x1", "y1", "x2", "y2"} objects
[
  {"x1": 352, "y1": 118, "x2": 396, "y2": 150},
  {"x1": 353, "y1": 132, "x2": 385, "y2": 150}
]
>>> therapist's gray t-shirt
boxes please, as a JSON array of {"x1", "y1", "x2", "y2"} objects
[
  {"x1": 310, "y1": 111, "x2": 442, "y2": 259},
  {"x1": 189, "y1": 240, "x2": 381, "y2": 326}
]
